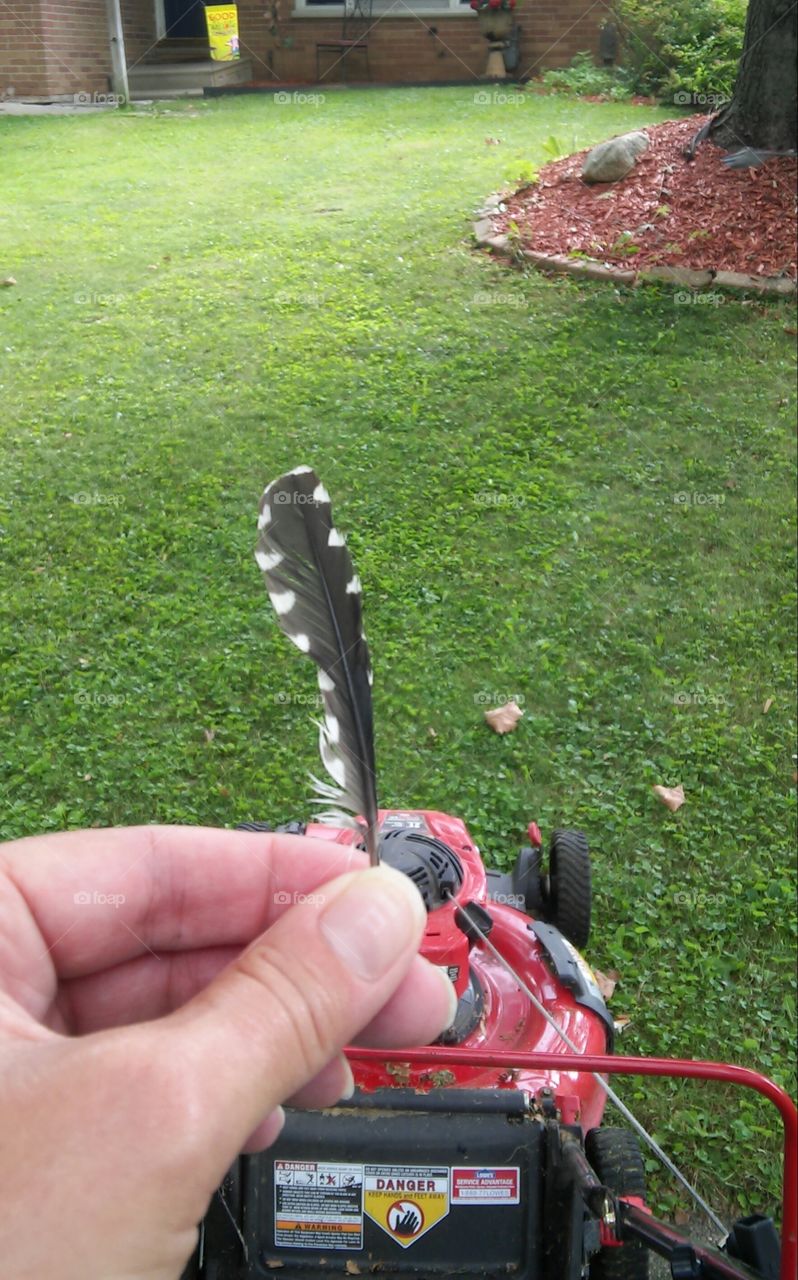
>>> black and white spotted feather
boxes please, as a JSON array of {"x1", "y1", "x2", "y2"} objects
[{"x1": 255, "y1": 466, "x2": 379, "y2": 864}]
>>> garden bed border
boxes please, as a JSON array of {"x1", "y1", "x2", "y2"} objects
[{"x1": 473, "y1": 194, "x2": 797, "y2": 296}]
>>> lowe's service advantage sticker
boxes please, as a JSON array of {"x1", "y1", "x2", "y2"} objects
[
  {"x1": 364, "y1": 1165, "x2": 449, "y2": 1247},
  {"x1": 450, "y1": 1167, "x2": 520, "y2": 1204}
]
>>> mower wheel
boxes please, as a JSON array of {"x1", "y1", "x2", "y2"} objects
[
  {"x1": 544, "y1": 829, "x2": 591, "y2": 949},
  {"x1": 585, "y1": 1128, "x2": 649, "y2": 1280},
  {"x1": 513, "y1": 845, "x2": 545, "y2": 914}
]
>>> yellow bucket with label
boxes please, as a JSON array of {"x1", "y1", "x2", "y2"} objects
[{"x1": 205, "y1": 4, "x2": 240, "y2": 61}]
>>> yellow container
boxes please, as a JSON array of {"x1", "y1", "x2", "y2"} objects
[{"x1": 205, "y1": 5, "x2": 240, "y2": 61}]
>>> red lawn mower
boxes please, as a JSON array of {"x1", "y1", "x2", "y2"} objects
[{"x1": 181, "y1": 468, "x2": 796, "y2": 1280}]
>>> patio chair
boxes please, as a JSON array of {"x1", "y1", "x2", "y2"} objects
[{"x1": 316, "y1": 0, "x2": 373, "y2": 82}]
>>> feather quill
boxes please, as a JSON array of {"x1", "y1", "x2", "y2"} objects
[{"x1": 255, "y1": 466, "x2": 379, "y2": 864}]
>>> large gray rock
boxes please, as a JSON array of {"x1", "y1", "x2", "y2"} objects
[{"x1": 581, "y1": 131, "x2": 649, "y2": 183}]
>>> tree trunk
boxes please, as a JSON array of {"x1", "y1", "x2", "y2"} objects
[{"x1": 710, "y1": 0, "x2": 797, "y2": 151}]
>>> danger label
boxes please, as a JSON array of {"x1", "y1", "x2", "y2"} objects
[
  {"x1": 364, "y1": 1165, "x2": 448, "y2": 1247},
  {"x1": 274, "y1": 1160, "x2": 363, "y2": 1250},
  {"x1": 451, "y1": 1167, "x2": 520, "y2": 1204}
]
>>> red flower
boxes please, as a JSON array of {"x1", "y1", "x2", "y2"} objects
[{"x1": 488, "y1": 0, "x2": 501, "y2": 9}]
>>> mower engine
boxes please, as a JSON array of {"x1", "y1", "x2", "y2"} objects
[{"x1": 183, "y1": 809, "x2": 647, "y2": 1280}]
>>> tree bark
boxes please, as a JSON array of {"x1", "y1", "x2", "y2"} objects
[{"x1": 710, "y1": 0, "x2": 797, "y2": 151}]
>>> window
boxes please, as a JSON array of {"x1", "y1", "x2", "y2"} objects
[{"x1": 293, "y1": 0, "x2": 471, "y2": 15}]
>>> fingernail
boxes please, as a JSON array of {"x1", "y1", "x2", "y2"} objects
[
  {"x1": 437, "y1": 968, "x2": 460, "y2": 1028},
  {"x1": 338, "y1": 1057, "x2": 356, "y2": 1100},
  {"x1": 320, "y1": 866, "x2": 427, "y2": 982}
]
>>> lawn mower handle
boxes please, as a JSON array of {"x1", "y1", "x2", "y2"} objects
[{"x1": 348, "y1": 1046, "x2": 797, "y2": 1280}]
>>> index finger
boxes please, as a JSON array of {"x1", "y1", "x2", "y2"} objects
[{"x1": 0, "y1": 825, "x2": 367, "y2": 980}]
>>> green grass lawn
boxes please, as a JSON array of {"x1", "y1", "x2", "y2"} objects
[{"x1": 1, "y1": 88, "x2": 795, "y2": 1219}]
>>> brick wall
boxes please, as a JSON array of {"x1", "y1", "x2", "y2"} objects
[
  {"x1": 0, "y1": 0, "x2": 604, "y2": 100},
  {"x1": 124, "y1": 0, "x2": 160, "y2": 70},
  {"x1": 39, "y1": 1, "x2": 112, "y2": 97},
  {"x1": 0, "y1": 0, "x2": 156, "y2": 101},
  {"x1": 234, "y1": 0, "x2": 605, "y2": 84},
  {"x1": 0, "y1": 2, "x2": 48, "y2": 98}
]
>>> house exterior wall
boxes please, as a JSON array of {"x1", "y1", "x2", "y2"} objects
[
  {"x1": 234, "y1": 0, "x2": 605, "y2": 84},
  {"x1": 1, "y1": 0, "x2": 605, "y2": 99},
  {"x1": 0, "y1": 1, "x2": 49, "y2": 98},
  {"x1": 1, "y1": 0, "x2": 156, "y2": 101}
]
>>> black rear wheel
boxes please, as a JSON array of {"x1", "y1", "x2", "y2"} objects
[
  {"x1": 543, "y1": 829, "x2": 592, "y2": 948},
  {"x1": 585, "y1": 1128, "x2": 649, "y2": 1280}
]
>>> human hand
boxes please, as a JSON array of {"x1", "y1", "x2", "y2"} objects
[{"x1": 0, "y1": 825, "x2": 455, "y2": 1279}]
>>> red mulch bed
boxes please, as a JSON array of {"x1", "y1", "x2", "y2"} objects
[{"x1": 495, "y1": 116, "x2": 797, "y2": 279}]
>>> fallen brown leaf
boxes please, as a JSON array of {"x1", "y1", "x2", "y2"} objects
[
  {"x1": 485, "y1": 700, "x2": 524, "y2": 734},
  {"x1": 653, "y1": 784, "x2": 685, "y2": 812},
  {"x1": 762, "y1": 697, "x2": 773, "y2": 714},
  {"x1": 1, "y1": 276, "x2": 16, "y2": 287},
  {"x1": 594, "y1": 968, "x2": 619, "y2": 1001}
]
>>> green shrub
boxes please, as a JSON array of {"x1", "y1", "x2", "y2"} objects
[
  {"x1": 540, "y1": 51, "x2": 634, "y2": 100},
  {"x1": 615, "y1": 0, "x2": 746, "y2": 101}
]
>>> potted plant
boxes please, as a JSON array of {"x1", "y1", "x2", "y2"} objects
[{"x1": 470, "y1": 0, "x2": 516, "y2": 42}]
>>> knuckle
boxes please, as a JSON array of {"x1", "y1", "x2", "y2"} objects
[{"x1": 234, "y1": 938, "x2": 344, "y2": 1079}]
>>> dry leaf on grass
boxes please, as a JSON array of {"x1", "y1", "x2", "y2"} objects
[
  {"x1": 593, "y1": 968, "x2": 619, "y2": 1001},
  {"x1": 485, "y1": 701, "x2": 524, "y2": 734},
  {"x1": 653, "y1": 784, "x2": 685, "y2": 812},
  {"x1": 762, "y1": 697, "x2": 774, "y2": 714},
  {"x1": 1, "y1": 276, "x2": 16, "y2": 287}
]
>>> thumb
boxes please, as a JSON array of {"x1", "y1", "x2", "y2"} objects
[{"x1": 149, "y1": 864, "x2": 427, "y2": 1167}]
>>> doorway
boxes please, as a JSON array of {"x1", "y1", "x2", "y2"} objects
[{"x1": 158, "y1": 0, "x2": 207, "y2": 39}]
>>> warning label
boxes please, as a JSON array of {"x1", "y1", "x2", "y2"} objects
[
  {"x1": 451, "y1": 1167, "x2": 520, "y2": 1204},
  {"x1": 274, "y1": 1160, "x2": 363, "y2": 1250},
  {"x1": 364, "y1": 1165, "x2": 449, "y2": 1248}
]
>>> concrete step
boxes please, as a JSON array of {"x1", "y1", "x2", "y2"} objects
[
  {"x1": 145, "y1": 38, "x2": 210, "y2": 63},
  {"x1": 128, "y1": 57, "x2": 252, "y2": 96}
]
